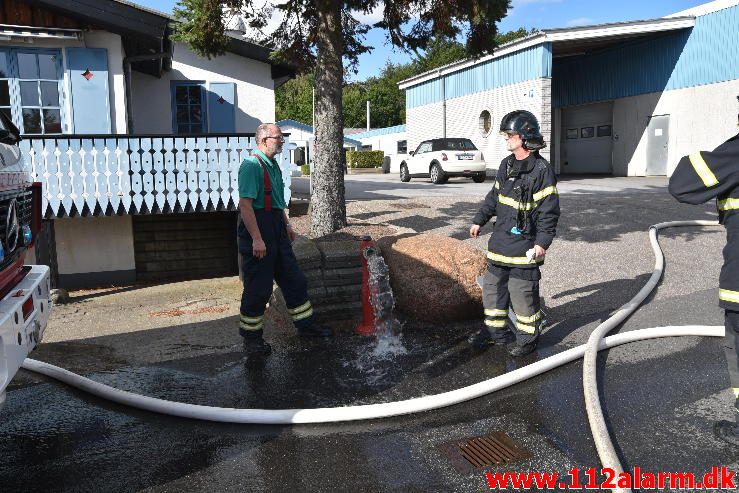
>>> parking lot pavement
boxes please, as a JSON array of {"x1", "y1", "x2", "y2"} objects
[{"x1": 1, "y1": 177, "x2": 736, "y2": 492}]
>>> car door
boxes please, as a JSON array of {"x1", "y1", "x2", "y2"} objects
[{"x1": 409, "y1": 141, "x2": 431, "y2": 175}]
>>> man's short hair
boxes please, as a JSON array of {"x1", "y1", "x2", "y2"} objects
[{"x1": 256, "y1": 123, "x2": 276, "y2": 143}]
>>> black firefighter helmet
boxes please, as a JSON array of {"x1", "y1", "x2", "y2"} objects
[{"x1": 499, "y1": 110, "x2": 546, "y2": 151}]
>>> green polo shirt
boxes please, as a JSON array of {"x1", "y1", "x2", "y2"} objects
[{"x1": 238, "y1": 149, "x2": 286, "y2": 210}]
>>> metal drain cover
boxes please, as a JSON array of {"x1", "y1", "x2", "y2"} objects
[{"x1": 438, "y1": 431, "x2": 531, "y2": 474}]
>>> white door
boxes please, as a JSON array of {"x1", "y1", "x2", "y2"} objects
[
  {"x1": 410, "y1": 141, "x2": 432, "y2": 174},
  {"x1": 646, "y1": 115, "x2": 669, "y2": 176},
  {"x1": 561, "y1": 102, "x2": 613, "y2": 174}
]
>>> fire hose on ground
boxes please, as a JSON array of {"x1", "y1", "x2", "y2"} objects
[{"x1": 21, "y1": 220, "x2": 724, "y2": 488}]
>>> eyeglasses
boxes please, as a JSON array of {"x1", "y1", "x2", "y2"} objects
[{"x1": 265, "y1": 135, "x2": 285, "y2": 142}]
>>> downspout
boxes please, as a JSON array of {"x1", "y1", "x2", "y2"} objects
[
  {"x1": 440, "y1": 69, "x2": 447, "y2": 138},
  {"x1": 123, "y1": 60, "x2": 134, "y2": 134}
]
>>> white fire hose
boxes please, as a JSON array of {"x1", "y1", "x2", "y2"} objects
[{"x1": 22, "y1": 220, "x2": 723, "y2": 489}]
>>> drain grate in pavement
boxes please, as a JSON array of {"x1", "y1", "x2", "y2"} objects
[{"x1": 437, "y1": 431, "x2": 531, "y2": 474}]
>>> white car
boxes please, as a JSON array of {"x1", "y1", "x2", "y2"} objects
[{"x1": 399, "y1": 138, "x2": 487, "y2": 184}]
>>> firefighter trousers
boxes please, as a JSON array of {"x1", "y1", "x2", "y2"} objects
[
  {"x1": 237, "y1": 209, "x2": 314, "y2": 338},
  {"x1": 482, "y1": 268, "x2": 541, "y2": 346},
  {"x1": 723, "y1": 310, "x2": 739, "y2": 413}
]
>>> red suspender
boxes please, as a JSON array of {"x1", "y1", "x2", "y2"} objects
[{"x1": 250, "y1": 154, "x2": 272, "y2": 211}]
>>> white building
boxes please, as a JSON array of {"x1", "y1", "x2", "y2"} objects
[
  {"x1": 399, "y1": 0, "x2": 739, "y2": 176},
  {"x1": 1, "y1": 0, "x2": 295, "y2": 287},
  {"x1": 350, "y1": 125, "x2": 407, "y2": 156},
  {"x1": 276, "y1": 119, "x2": 362, "y2": 167}
]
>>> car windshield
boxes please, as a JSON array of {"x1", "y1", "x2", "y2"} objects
[{"x1": 434, "y1": 139, "x2": 477, "y2": 151}]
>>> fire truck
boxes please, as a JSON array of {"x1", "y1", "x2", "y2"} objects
[{"x1": 0, "y1": 111, "x2": 51, "y2": 406}]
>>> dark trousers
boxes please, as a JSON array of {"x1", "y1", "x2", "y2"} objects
[
  {"x1": 724, "y1": 310, "x2": 739, "y2": 413},
  {"x1": 482, "y1": 268, "x2": 541, "y2": 346},
  {"x1": 238, "y1": 209, "x2": 313, "y2": 338}
]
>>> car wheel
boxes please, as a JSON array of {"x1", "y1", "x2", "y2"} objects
[
  {"x1": 400, "y1": 163, "x2": 411, "y2": 182},
  {"x1": 430, "y1": 163, "x2": 447, "y2": 184},
  {"x1": 472, "y1": 172, "x2": 486, "y2": 183}
]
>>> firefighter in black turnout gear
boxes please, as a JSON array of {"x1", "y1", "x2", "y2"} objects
[
  {"x1": 237, "y1": 123, "x2": 333, "y2": 358},
  {"x1": 669, "y1": 132, "x2": 739, "y2": 446},
  {"x1": 469, "y1": 111, "x2": 560, "y2": 357}
]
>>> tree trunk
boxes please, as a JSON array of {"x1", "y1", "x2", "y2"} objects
[{"x1": 310, "y1": 0, "x2": 346, "y2": 238}]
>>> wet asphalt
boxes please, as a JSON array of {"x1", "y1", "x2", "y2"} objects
[{"x1": 1, "y1": 176, "x2": 738, "y2": 492}]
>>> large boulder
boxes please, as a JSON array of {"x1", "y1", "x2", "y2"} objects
[{"x1": 377, "y1": 234, "x2": 487, "y2": 322}]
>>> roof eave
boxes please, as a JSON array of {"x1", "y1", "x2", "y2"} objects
[{"x1": 398, "y1": 16, "x2": 695, "y2": 90}]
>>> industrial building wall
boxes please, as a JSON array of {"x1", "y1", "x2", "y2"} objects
[
  {"x1": 553, "y1": 5, "x2": 739, "y2": 108},
  {"x1": 611, "y1": 78, "x2": 739, "y2": 176},
  {"x1": 406, "y1": 78, "x2": 552, "y2": 170}
]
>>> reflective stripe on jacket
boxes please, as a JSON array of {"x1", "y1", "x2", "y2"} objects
[
  {"x1": 669, "y1": 133, "x2": 739, "y2": 310},
  {"x1": 472, "y1": 153, "x2": 560, "y2": 269}
]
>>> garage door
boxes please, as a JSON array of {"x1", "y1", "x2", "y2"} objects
[
  {"x1": 133, "y1": 212, "x2": 238, "y2": 282},
  {"x1": 561, "y1": 102, "x2": 613, "y2": 174}
]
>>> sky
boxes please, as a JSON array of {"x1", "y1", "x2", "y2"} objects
[{"x1": 136, "y1": 0, "x2": 714, "y2": 80}]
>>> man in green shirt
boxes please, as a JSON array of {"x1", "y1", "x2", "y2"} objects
[{"x1": 238, "y1": 123, "x2": 333, "y2": 356}]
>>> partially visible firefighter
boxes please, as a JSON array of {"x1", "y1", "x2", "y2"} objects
[
  {"x1": 669, "y1": 131, "x2": 739, "y2": 446},
  {"x1": 469, "y1": 110, "x2": 560, "y2": 357}
]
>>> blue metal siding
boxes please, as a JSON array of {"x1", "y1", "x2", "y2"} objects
[
  {"x1": 66, "y1": 48, "x2": 112, "y2": 133},
  {"x1": 350, "y1": 124, "x2": 406, "y2": 139},
  {"x1": 553, "y1": 5, "x2": 739, "y2": 107},
  {"x1": 406, "y1": 44, "x2": 552, "y2": 109},
  {"x1": 406, "y1": 78, "x2": 443, "y2": 108}
]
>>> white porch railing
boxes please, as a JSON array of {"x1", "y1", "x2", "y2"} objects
[{"x1": 20, "y1": 134, "x2": 294, "y2": 217}]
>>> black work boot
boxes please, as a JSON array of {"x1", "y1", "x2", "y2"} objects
[
  {"x1": 713, "y1": 420, "x2": 739, "y2": 446},
  {"x1": 297, "y1": 324, "x2": 334, "y2": 337},
  {"x1": 468, "y1": 329, "x2": 514, "y2": 349},
  {"x1": 508, "y1": 341, "x2": 537, "y2": 357},
  {"x1": 243, "y1": 337, "x2": 272, "y2": 356}
]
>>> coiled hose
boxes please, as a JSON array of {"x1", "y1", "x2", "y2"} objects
[{"x1": 21, "y1": 221, "x2": 724, "y2": 488}]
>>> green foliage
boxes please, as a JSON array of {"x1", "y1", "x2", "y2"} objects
[
  {"x1": 172, "y1": 0, "x2": 231, "y2": 59},
  {"x1": 301, "y1": 163, "x2": 311, "y2": 176},
  {"x1": 276, "y1": 74, "x2": 314, "y2": 123},
  {"x1": 346, "y1": 150, "x2": 384, "y2": 169},
  {"x1": 495, "y1": 27, "x2": 539, "y2": 46},
  {"x1": 277, "y1": 30, "x2": 534, "y2": 128}
]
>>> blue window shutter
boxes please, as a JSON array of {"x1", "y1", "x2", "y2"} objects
[
  {"x1": 66, "y1": 48, "x2": 111, "y2": 134},
  {"x1": 207, "y1": 82, "x2": 235, "y2": 133}
]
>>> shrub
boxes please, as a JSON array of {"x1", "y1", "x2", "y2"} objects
[
  {"x1": 347, "y1": 150, "x2": 384, "y2": 169},
  {"x1": 301, "y1": 163, "x2": 311, "y2": 176}
]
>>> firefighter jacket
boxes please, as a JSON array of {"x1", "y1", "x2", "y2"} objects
[
  {"x1": 472, "y1": 153, "x2": 560, "y2": 269},
  {"x1": 669, "y1": 133, "x2": 739, "y2": 311}
]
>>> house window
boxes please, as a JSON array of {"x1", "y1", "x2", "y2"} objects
[
  {"x1": 0, "y1": 52, "x2": 11, "y2": 123},
  {"x1": 479, "y1": 110, "x2": 492, "y2": 136},
  {"x1": 172, "y1": 82, "x2": 206, "y2": 134},
  {"x1": 397, "y1": 140, "x2": 407, "y2": 154},
  {"x1": 0, "y1": 48, "x2": 63, "y2": 135}
]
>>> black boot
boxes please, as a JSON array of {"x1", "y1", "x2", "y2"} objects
[
  {"x1": 468, "y1": 329, "x2": 514, "y2": 349},
  {"x1": 713, "y1": 420, "x2": 739, "y2": 446},
  {"x1": 297, "y1": 324, "x2": 334, "y2": 337},
  {"x1": 243, "y1": 337, "x2": 272, "y2": 356},
  {"x1": 508, "y1": 341, "x2": 537, "y2": 357}
]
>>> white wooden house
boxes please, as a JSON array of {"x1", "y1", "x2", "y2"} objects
[{"x1": 0, "y1": 0, "x2": 295, "y2": 287}]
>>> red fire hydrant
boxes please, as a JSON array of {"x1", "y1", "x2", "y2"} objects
[{"x1": 355, "y1": 235, "x2": 376, "y2": 336}]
